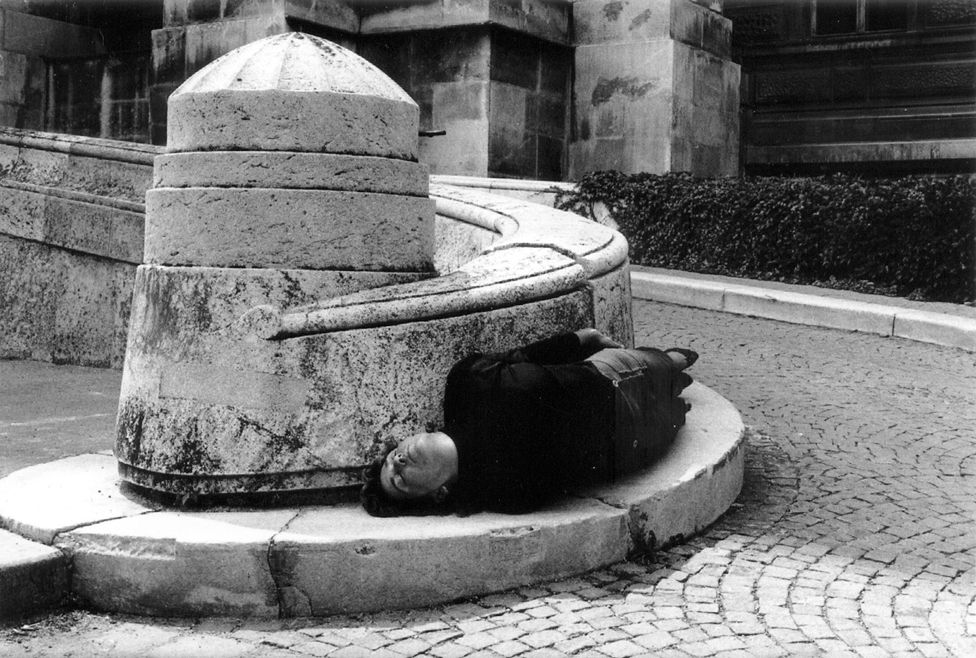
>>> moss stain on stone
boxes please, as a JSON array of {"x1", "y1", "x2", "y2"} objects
[
  {"x1": 166, "y1": 419, "x2": 221, "y2": 474},
  {"x1": 591, "y1": 77, "x2": 656, "y2": 106},
  {"x1": 603, "y1": 1, "x2": 624, "y2": 22},
  {"x1": 630, "y1": 7, "x2": 653, "y2": 30},
  {"x1": 115, "y1": 398, "x2": 145, "y2": 463}
]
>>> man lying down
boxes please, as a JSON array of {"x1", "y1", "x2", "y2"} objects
[{"x1": 361, "y1": 328, "x2": 697, "y2": 517}]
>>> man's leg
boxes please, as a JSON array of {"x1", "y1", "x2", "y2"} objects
[{"x1": 585, "y1": 348, "x2": 695, "y2": 476}]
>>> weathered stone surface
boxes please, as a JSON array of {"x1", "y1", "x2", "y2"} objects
[
  {"x1": 430, "y1": 174, "x2": 573, "y2": 206},
  {"x1": 670, "y1": 41, "x2": 740, "y2": 176},
  {"x1": 153, "y1": 151, "x2": 429, "y2": 195},
  {"x1": 0, "y1": 130, "x2": 153, "y2": 368},
  {"x1": 182, "y1": 14, "x2": 288, "y2": 76},
  {"x1": 273, "y1": 498, "x2": 628, "y2": 615},
  {"x1": 360, "y1": 0, "x2": 571, "y2": 44},
  {"x1": 0, "y1": 135, "x2": 154, "y2": 204},
  {"x1": 588, "y1": 262, "x2": 635, "y2": 348},
  {"x1": 281, "y1": 0, "x2": 359, "y2": 34},
  {"x1": 58, "y1": 510, "x2": 289, "y2": 617},
  {"x1": 167, "y1": 33, "x2": 419, "y2": 158},
  {"x1": 117, "y1": 290, "x2": 595, "y2": 495},
  {"x1": 569, "y1": 0, "x2": 740, "y2": 177},
  {"x1": 272, "y1": 247, "x2": 586, "y2": 336},
  {"x1": 169, "y1": 88, "x2": 418, "y2": 158},
  {"x1": 0, "y1": 50, "x2": 27, "y2": 105},
  {"x1": 163, "y1": 0, "x2": 359, "y2": 33},
  {"x1": 432, "y1": 213, "x2": 499, "y2": 274},
  {"x1": 127, "y1": 264, "x2": 429, "y2": 343},
  {"x1": 724, "y1": 287, "x2": 894, "y2": 336},
  {"x1": 583, "y1": 383, "x2": 745, "y2": 551},
  {"x1": 144, "y1": 188, "x2": 435, "y2": 270},
  {"x1": 570, "y1": 40, "x2": 675, "y2": 176},
  {"x1": 630, "y1": 269, "x2": 727, "y2": 311},
  {"x1": 0, "y1": 9, "x2": 103, "y2": 58},
  {"x1": 574, "y1": 0, "x2": 672, "y2": 45},
  {"x1": 0, "y1": 234, "x2": 135, "y2": 367},
  {"x1": 0, "y1": 183, "x2": 143, "y2": 263},
  {"x1": 0, "y1": 528, "x2": 67, "y2": 620},
  {"x1": 418, "y1": 80, "x2": 491, "y2": 176},
  {"x1": 430, "y1": 183, "x2": 630, "y2": 280},
  {"x1": 574, "y1": 0, "x2": 732, "y2": 58},
  {"x1": 0, "y1": 454, "x2": 152, "y2": 545},
  {"x1": 893, "y1": 309, "x2": 976, "y2": 352}
]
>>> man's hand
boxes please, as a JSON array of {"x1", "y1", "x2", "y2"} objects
[{"x1": 575, "y1": 328, "x2": 623, "y2": 352}]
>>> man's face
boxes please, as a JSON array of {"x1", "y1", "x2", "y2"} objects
[{"x1": 380, "y1": 431, "x2": 458, "y2": 501}]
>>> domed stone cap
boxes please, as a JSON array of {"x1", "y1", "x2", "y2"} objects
[{"x1": 167, "y1": 33, "x2": 420, "y2": 159}]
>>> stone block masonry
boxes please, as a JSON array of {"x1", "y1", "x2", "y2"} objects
[
  {"x1": 0, "y1": 128, "x2": 154, "y2": 367},
  {"x1": 570, "y1": 0, "x2": 740, "y2": 177}
]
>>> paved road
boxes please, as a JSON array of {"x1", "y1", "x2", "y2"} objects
[
  {"x1": 0, "y1": 360, "x2": 120, "y2": 479},
  {"x1": 2, "y1": 301, "x2": 974, "y2": 657}
]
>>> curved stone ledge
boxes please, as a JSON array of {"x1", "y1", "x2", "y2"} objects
[
  {"x1": 263, "y1": 247, "x2": 585, "y2": 339},
  {"x1": 0, "y1": 383, "x2": 744, "y2": 618},
  {"x1": 259, "y1": 185, "x2": 629, "y2": 341}
]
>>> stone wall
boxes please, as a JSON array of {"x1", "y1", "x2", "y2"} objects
[
  {"x1": 726, "y1": 0, "x2": 976, "y2": 175},
  {"x1": 2, "y1": 1, "x2": 742, "y2": 178},
  {"x1": 488, "y1": 28, "x2": 571, "y2": 180},
  {"x1": 0, "y1": 9, "x2": 102, "y2": 132},
  {"x1": 0, "y1": 5, "x2": 156, "y2": 143},
  {"x1": 150, "y1": 0, "x2": 358, "y2": 144},
  {"x1": 360, "y1": 0, "x2": 573, "y2": 180},
  {"x1": 570, "y1": 0, "x2": 740, "y2": 177},
  {"x1": 361, "y1": 27, "x2": 493, "y2": 176},
  {"x1": 0, "y1": 129, "x2": 154, "y2": 367}
]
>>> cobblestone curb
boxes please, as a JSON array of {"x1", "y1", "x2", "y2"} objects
[
  {"x1": 631, "y1": 270, "x2": 976, "y2": 352},
  {"x1": 0, "y1": 529, "x2": 66, "y2": 621}
]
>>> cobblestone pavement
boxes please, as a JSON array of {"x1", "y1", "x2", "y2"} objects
[{"x1": 2, "y1": 301, "x2": 974, "y2": 657}]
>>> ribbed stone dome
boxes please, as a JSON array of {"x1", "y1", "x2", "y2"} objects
[{"x1": 166, "y1": 32, "x2": 420, "y2": 159}]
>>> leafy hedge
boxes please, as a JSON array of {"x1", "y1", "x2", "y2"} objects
[{"x1": 555, "y1": 172, "x2": 976, "y2": 303}]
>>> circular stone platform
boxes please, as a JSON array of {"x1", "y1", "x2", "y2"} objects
[{"x1": 0, "y1": 383, "x2": 743, "y2": 618}]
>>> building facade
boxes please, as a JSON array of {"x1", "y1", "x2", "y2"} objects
[
  {"x1": 0, "y1": 0, "x2": 972, "y2": 179},
  {"x1": 726, "y1": 0, "x2": 976, "y2": 174}
]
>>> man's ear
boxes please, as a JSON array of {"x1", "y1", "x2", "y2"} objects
[{"x1": 432, "y1": 484, "x2": 451, "y2": 504}]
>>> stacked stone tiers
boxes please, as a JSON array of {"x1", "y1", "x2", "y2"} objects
[
  {"x1": 146, "y1": 153, "x2": 434, "y2": 270},
  {"x1": 117, "y1": 34, "x2": 441, "y2": 500}
]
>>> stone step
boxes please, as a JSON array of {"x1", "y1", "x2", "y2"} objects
[
  {"x1": 0, "y1": 382, "x2": 744, "y2": 619},
  {"x1": 0, "y1": 528, "x2": 67, "y2": 621}
]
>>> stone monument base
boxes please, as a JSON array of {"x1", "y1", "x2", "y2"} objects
[{"x1": 0, "y1": 382, "x2": 743, "y2": 618}]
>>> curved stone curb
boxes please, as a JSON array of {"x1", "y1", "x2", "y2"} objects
[
  {"x1": 0, "y1": 384, "x2": 743, "y2": 618},
  {"x1": 0, "y1": 529, "x2": 67, "y2": 621},
  {"x1": 631, "y1": 270, "x2": 976, "y2": 352},
  {"x1": 253, "y1": 185, "x2": 629, "y2": 340}
]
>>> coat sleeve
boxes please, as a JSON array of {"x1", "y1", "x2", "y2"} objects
[{"x1": 480, "y1": 332, "x2": 588, "y2": 365}]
